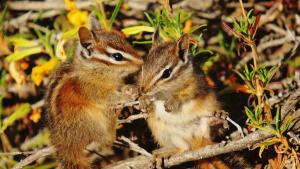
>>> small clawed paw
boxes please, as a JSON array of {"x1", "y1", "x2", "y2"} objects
[
  {"x1": 138, "y1": 95, "x2": 152, "y2": 112},
  {"x1": 121, "y1": 85, "x2": 140, "y2": 101},
  {"x1": 210, "y1": 110, "x2": 229, "y2": 129},
  {"x1": 213, "y1": 110, "x2": 229, "y2": 120}
]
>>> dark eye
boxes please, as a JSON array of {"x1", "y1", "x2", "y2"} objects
[
  {"x1": 161, "y1": 68, "x2": 172, "y2": 79},
  {"x1": 111, "y1": 53, "x2": 124, "y2": 61}
]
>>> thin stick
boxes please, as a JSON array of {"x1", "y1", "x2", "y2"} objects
[
  {"x1": 11, "y1": 146, "x2": 55, "y2": 169},
  {"x1": 118, "y1": 113, "x2": 148, "y2": 124},
  {"x1": 238, "y1": 0, "x2": 247, "y2": 21},
  {"x1": 226, "y1": 117, "x2": 245, "y2": 138},
  {"x1": 119, "y1": 136, "x2": 152, "y2": 157}
]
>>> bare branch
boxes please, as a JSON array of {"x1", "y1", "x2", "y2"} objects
[
  {"x1": 11, "y1": 146, "x2": 55, "y2": 169},
  {"x1": 104, "y1": 130, "x2": 273, "y2": 169},
  {"x1": 119, "y1": 136, "x2": 152, "y2": 157},
  {"x1": 118, "y1": 113, "x2": 148, "y2": 124}
]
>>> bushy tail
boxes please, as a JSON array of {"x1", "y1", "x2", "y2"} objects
[{"x1": 56, "y1": 145, "x2": 91, "y2": 169}]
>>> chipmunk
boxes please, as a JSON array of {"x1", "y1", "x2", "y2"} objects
[
  {"x1": 46, "y1": 15, "x2": 142, "y2": 169},
  {"x1": 138, "y1": 31, "x2": 250, "y2": 169}
]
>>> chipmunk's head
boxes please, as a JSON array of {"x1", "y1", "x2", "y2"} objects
[
  {"x1": 76, "y1": 14, "x2": 143, "y2": 77},
  {"x1": 139, "y1": 30, "x2": 193, "y2": 97}
]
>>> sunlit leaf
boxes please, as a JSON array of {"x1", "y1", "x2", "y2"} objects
[
  {"x1": 5, "y1": 46, "x2": 43, "y2": 62},
  {"x1": 122, "y1": 26, "x2": 155, "y2": 35},
  {"x1": 61, "y1": 27, "x2": 79, "y2": 40},
  {"x1": 7, "y1": 36, "x2": 38, "y2": 48}
]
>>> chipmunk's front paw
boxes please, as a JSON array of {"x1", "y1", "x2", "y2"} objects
[
  {"x1": 138, "y1": 95, "x2": 152, "y2": 112},
  {"x1": 121, "y1": 85, "x2": 140, "y2": 101},
  {"x1": 209, "y1": 110, "x2": 229, "y2": 132},
  {"x1": 164, "y1": 97, "x2": 181, "y2": 112}
]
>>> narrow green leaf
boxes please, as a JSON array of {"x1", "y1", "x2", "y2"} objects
[
  {"x1": 275, "y1": 106, "x2": 280, "y2": 133},
  {"x1": 144, "y1": 12, "x2": 154, "y2": 26},
  {"x1": 132, "y1": 40, "x2": 153, "y2": 45},
  {"x1": 258, "y1": 145, "x2": 265, "y2": 158},
  {"x1": 61, "y1": 27, "x2": 79, "y2": 40},
  {"x1": 0, "y1": 70, "x2": 6, "y2": 86},
  {"x1": 7, "y1": 37, "x2": 39, "y2": 48},
  {"x1": 189, "y1": 24, "x2": 207, "y2": 34},
  {"x1": 109, "y1": 0, "x2": 123, "y2": 30},
  {"x1": 234, "y1": 70, "x2": 246, "y2": 81},
  {"x1": 0, "y1": 4, "x2": 8, "y2": 28},
  {"x1": 122, "y1": 26, "x2": 155, "y2": 35},
  {"x1": 5, "y1": 46, "x2": 43, "y2": 62},
  {"x1": 245, "y1": 106, "x2": 256, "y2": 123}
]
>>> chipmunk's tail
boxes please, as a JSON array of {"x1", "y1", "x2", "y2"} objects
[
  {"x1": 196, "y1": 154, "x2": 252, "y2": 169},
  {"x1": 55, "y1": 144, "x2": 91, "y2": 169}
]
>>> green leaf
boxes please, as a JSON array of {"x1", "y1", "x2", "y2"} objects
[
  {"x1": 109, "y1": 0, "x2": 123, "y2": 30},
  {"x1": 0, "y1": 103, "x2": 31, "y2": 134},
  {"x1": 258, "y1": 145, "x2": 265, "y2": 158},
  {"x1": 144, "y1": 12, "x2": 154, "y2": 26},
  {"x1": 5, "y1": 46, "x2": 43, "y2": 62},
  {"x1": 61, "y1": 27, "x2": 79, "y2": 40},
  {"x1": 247, "y1": 9, "x2": 254, "y2": 21},
  {"x1": 7, "y1": 37, "x2": 39, "y2": 48},
  {"x1": 35, "y1": 29, "x2": 54, "y2": 57},
  {"x1": 280, "y1": 116, "x2": 292, "y2": 134},
  {"x1": 0, "y1": 70, "x2": 6, "y2": 86},
  {"x1": 234, "y1": 70, "x2": 246, "y2": 81},
  {"x1": 0, "y1": 4, "x2": 8, "y2": 29},
  {"x1": 92, "y1": 5, "x2": 108, "y2": 31},
  {"x1": 254, "y1": 106, "x2": 261, "y2": 120},
  {"x1": 189, "y1": 24, "x2": 207, "y2": 34},
  {"x1": 122, "y1": 26, "x2": 155, "y2": 35},
  {"x1": 132, "y1": 40, "x2": 153, "y2": 45},
  {"x1": 245, "y1": 106, "x2": 256, "y2": 123},
  {"x1": 275, "y1": 106, "x2": 280, "y2": 133}
]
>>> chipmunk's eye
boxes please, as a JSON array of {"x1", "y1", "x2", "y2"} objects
[
  {"x1": 111, "y1": 53, "x2": 124, "y2": 61},
  {"x1": 161, "y1": 68, "x2": 172, "y2": 79}
]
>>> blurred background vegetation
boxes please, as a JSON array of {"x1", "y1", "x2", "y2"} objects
[{"x1": 0, "y1": 0, "x2": 299, "y2": 168}]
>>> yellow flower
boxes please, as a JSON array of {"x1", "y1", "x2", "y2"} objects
[
  {"x1": 64, "y1": 0, "x2": 76, "y2": 11},
  {"x1": 183, "y1": 19, "x2": 192, "y2": 33},
  {"x1": 29, "y1": 108, "x2": 42, "y2": 123},
  {"x1": 31, "y1": 58, "x2": 58, "y2": 86},
  {"x1": 67, "y1": 10, "x2": 88, "y2": 27},
  {"x1": 64, "y1": 0, "x2": 88, "y2": 27}
]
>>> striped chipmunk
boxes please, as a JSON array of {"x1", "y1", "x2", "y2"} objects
[
  {"x1": 46, "y1": 14, "x2": 143, "y2": 169},
  {"x1": 137, "y1": 30, "x2": 250, "y2": 169}
]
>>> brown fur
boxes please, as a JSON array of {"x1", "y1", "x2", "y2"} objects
[{"x1": 47, "y1": 22, "x2": 142, "y2": 168}]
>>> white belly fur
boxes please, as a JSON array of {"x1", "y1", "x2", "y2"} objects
[{"x1": 148, "y1": 100, "x2": 212, "y2": 150}]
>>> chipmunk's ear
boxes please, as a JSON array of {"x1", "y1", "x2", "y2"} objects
[
  {"x1": 88, "y1": 13, "x2": 101, "y2": 31},
  {"x1": 176, "y1": 33, "x2": 189, "y2": 63},
  {"x1": 152, "y1": 29, "x2": 161, "y2": 45},
  {"x1": 78, "y1": 27, "x2": 94, "y2": 46}
]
